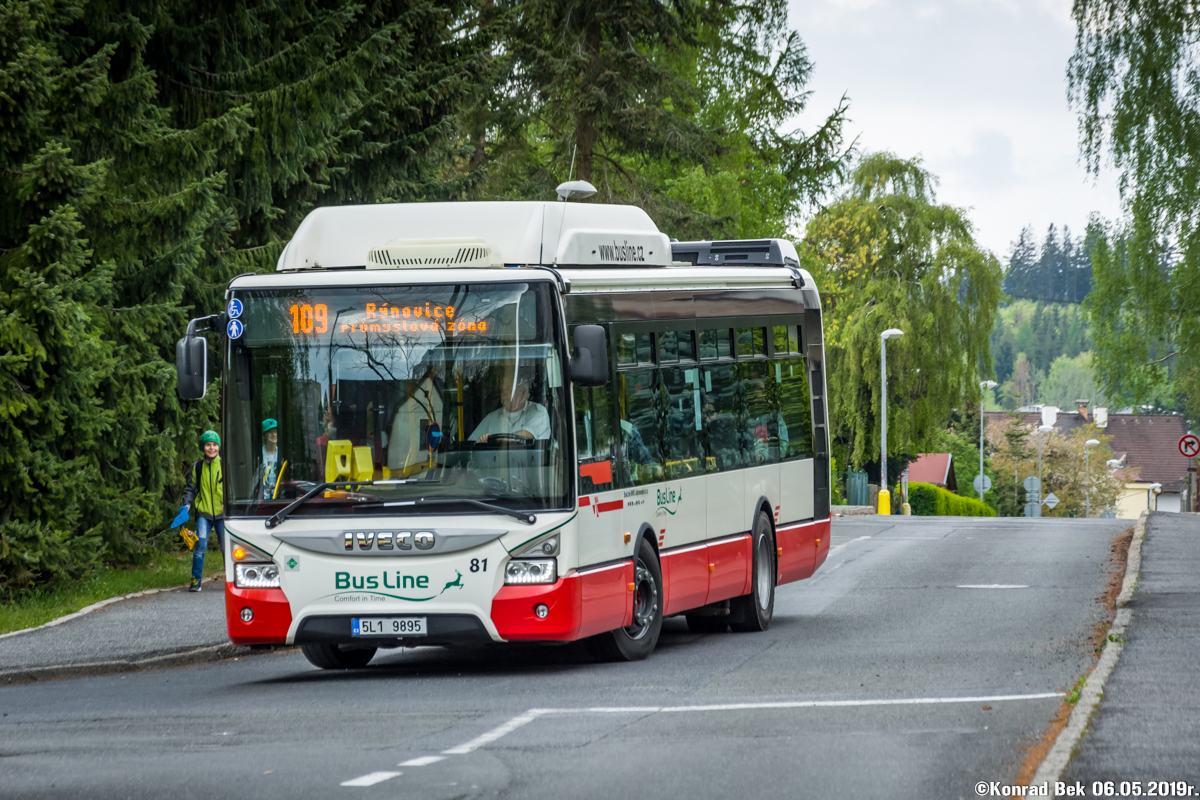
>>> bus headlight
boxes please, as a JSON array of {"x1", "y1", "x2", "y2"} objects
[
  {"x1": 504, "y1": 559, "x2": 557, "y2": 585},
  {"x1": 235, "y1": 563, "x2": 281, "y2": 589}
]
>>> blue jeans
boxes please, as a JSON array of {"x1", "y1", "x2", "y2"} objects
[{"x1": 192, "y1": 517, "x2": 226, "y2": 586}]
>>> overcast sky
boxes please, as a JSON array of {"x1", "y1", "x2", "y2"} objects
[{"x1": 787, "y1": 0, "x2": 1124, "y2": 260}]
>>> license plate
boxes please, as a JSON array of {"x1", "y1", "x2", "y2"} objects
[{"x1": 352, "y1": 617, "x2": 427, "y2": 637}]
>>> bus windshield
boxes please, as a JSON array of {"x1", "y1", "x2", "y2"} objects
[{"x1": 224, "y1": 282, "x2": 571, "y2": 518}]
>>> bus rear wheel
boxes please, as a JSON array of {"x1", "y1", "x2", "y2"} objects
[
  {"x1": 730, "y1": 509, "x2": 775, "y2": 632},
  {"x1": 301, "y1": 643, "x2": 377, "y2": 670},
  {"x1": 587, "y1": 537, "x2": 663, "y2": 662}
]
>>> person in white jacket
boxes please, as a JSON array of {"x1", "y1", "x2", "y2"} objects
[{"x1": 470, "y1": 362, "x2": 549, "y2": 443}]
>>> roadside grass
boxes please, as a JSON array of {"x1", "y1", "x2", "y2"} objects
[{"x1": 0, "y1": 548, "x2": 226, "y2": 636}]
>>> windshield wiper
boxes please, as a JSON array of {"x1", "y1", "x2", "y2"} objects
[
  {"x1": 373, "y1": 497, "x2": 537, "y2": 525},
  {"x1": 265, "y1": 483, "x2": 537, "y2": 528},
  {"x1": 265, "y1": 479, "x2": 420, "y2": 529}
]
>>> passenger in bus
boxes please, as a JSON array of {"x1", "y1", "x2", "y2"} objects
[
  {"x1": 471, "y1": 362, "x2": 550, "y2": 442},
  {"x1": 702, "y1": 402, "x2": 742, "y2": 470},
  {"x1": 255, "y1": 418, "x2": 283, "y2": 499}
]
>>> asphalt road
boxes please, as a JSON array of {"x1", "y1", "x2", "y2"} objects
[{"x1": 0, "y1": 516, "x2": 1130, "y2": 800}]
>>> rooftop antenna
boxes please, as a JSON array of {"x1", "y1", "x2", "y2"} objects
[{"x1": 556, "y1": 144, "x2": 596, "y2": 202}]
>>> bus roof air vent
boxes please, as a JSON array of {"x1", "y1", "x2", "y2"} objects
[
  {"x1": 367, "y1": 238, "x2": 503, "y2": 270},
  {"x1": 670, "y1": 238, "x2": 800, "y2": 268}
]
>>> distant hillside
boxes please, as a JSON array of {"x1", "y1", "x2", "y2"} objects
[{"x1": 989, "y1": 300, "x2": 1101, "y2": 411}]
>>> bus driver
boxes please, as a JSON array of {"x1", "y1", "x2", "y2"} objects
[{"x1": 471, "y1": 362, "x2": 550, "y2": 443}]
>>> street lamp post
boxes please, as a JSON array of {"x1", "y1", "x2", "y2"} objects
[
  {"x1": 1085, "y1": 439, "x2": 1100, "y2": 517},
  {"x1": 880, "y1": 328, "x2": 904, "y2": 514},
  {"x1": 1038, "y1": 424, "x2": 1052, "y2": 516},
  {"x1": 980, "y1": 380, "x2": 997, "y2": 499}
]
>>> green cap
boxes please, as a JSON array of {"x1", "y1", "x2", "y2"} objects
[
  {"x1": 262, "y1": 418, "x2": 278, "y2": 433},
  {"x1": 200, "y1": 430, "x2": 221, "y2": 445}
]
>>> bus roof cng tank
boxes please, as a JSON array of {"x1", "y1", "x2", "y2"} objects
[{"x1": 276, "y1": 201, "x2": 672, "y2": 271}]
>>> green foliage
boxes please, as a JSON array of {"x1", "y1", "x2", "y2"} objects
[
  {"x1": 803, "y1": 153, "x2": 1004, "y2": 468},
  {"x1": 473, "y1": 0, "x2": 850, "y2": 239},
  {"x1": 986, "y1": 418, "x2": 1123, "y2": 518},
  {"x1": 1084, "y1": 220, "x2": 1189, "y2": 416},
  {"x1": 908, "y1": 482, "x2": 996, "y2": 517},
  {"x1": 0, "y1": 0, "x2": 236, "y2": 594},
  {"x1": 0, "y1": 0, "x2": 484, "y2": 597},
  {"x1": 1003, "y1": 224, "x2": 1094, "y2": 303},
  {"x1": 1070, "y1": 3, "x2": 1200, "y2": 421},
  {"x1": 1041, "y1": 352, "x2": 1104, "y2": 410},
  {"x1": 830, "y1": 456, "x2": 845, "y2": 505}
]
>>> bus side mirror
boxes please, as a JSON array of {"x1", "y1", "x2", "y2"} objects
[
  {"x1": 570, "y1": 325, "x2": 608, "y2": 387},
  {"x1": 176, "y1": 335, "x2": 208, "y2": 400}
]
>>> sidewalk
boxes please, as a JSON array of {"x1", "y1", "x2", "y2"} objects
[
  {"x1": 1062, "y1": 512, "x2": 1200, "y2": 781},
  {"x1": 0, "y1": 579, "x2": 259, "y2": 685}
]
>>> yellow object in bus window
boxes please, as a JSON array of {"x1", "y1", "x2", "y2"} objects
[
  {"x1": 352, "y1": 446, "x2": 374, "y2": 482},
  {"x1": 325, "y1": 439, "x2": 354, "y2": 483}
]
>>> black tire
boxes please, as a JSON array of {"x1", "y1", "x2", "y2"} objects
[
  {"x1": 685, "y1": 614, "x2": 729, "y2": 634},
  {"x1": 301, "y1": 643, "x2": 377, "y2": 670},
  {"x1": 730, "y1": 509, "x2": 775, "y2": 632},
  {"x1": 587, "y1": 536, "x2": 663, "y2": 662}
]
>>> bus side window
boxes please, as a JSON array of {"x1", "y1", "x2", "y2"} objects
[
  {"x1": 574, "y1": 384, "x2": 616, "y2": 493},
  {"x1": 700, "y1": 364, "x2": 748, "y2": 473},
  {"x1": 742, "y1": 359, "x2": 779, "y2": 465},
  {"x1": 660, "y1": 366, "x2": 703, "y2": 477},
  {"x1": 777, "y1": 358, "x2": 813, "y2": 459},
  {"x1": 618, "y1": 369, "x2": 663, "y2": 485}
]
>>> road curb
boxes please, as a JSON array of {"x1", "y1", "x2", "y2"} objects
[
  {"x1": 1030, "y1": 511, "x2": 1147, "y2": 789},
  {"x1": 0, "y1": 576, "x2": 222, "y2": 642},
  {"x1": 0, "y1": 643, "x2": 257, "y2": 686}
]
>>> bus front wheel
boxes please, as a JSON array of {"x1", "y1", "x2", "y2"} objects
[
  {"x1": 301, "y1": 643, "x2": 377, "y2": 670},
  {"x1": 587, "y1": 537, "x2": 663, "y2": 662}
]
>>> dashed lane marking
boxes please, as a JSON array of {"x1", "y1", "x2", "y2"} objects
[
  {"x1": 341, "y1": 771, "x2": 401, "y2": 787},
  {"x1": 957, "y1": 584, "x2": 1029, "y2": 589},
  {"x1": 399, "y1": 756, "x2": 446, "y2": 766},
  {"x1": 441, "y1": 710, "x2": 542, "y2": 754}
]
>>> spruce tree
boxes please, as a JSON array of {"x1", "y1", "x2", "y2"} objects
[{"x1": 0, "y1": 0, "x2": 237, "y2": 592}]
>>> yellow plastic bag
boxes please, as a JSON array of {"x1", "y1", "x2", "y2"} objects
[{"x1": 179, "y1": 527, "x2": 199, "y2": 551}]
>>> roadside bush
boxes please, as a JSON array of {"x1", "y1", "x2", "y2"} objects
[{"x1": 908, "y1": 482, "x2": 996, "y2": 517}]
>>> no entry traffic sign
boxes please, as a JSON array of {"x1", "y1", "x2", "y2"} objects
[{"x1": 1180, "y1": 433, "x2": 1200, "y2": 458}]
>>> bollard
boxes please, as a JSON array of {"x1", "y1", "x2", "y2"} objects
[
  {"x1": 878, "y1": 488, "x2": 891, "y2": 515},
  {"x1": 901, "y1": 502, "x2": 911, "y2": 516}
]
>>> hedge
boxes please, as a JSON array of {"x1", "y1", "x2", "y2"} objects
[{"x1": 908, "y1": 482, "x2": 997, "y2": 517}]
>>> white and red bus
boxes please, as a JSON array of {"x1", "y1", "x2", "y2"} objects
[{"x1": 176, "y1": 194, "x2": 831, "y2": 668}]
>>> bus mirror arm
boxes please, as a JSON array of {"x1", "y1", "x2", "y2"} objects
[{"x1": 569, "y1": 325, "x2": 608, "y2": 387}]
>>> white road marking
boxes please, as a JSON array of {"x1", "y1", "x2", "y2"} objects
[
  {"x1": 441, "y1": 710, "x2": 545, "y2": 754},
  {"x1": 828, "y1": 535, "x2": 871, "y2": 556},
  {"x1": 341, "y1": 771, "x2": 401, "y2": 787},
  {"x1": 435, "y1": 692, "x2": 1062, "y2": 755},
  {"x1": 399, "y1": 756, "x2": 445, "y2": 766},
  {"x1": 957, "y1": 584, "x2": 1029, "y2": 589}
]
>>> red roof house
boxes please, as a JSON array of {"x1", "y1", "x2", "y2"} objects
[{"x1": 907, "y1": 453, "x2": 957, "y2": 492}]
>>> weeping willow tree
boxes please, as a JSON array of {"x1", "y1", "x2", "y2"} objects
[
  {"x1": 802, "y1": 154, "x2": 1003, "y2": 470},
  {"x1": 1070, "y1": 0, "x2": 1200, "y2": 418}
]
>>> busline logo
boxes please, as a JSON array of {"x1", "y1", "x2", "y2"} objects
[
  {"x1": 597, "y1": 240, "x2": 646, "y2": 263},
  {"x1": 333, "y1": 570, "x2": 465, "y2": 598}
]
